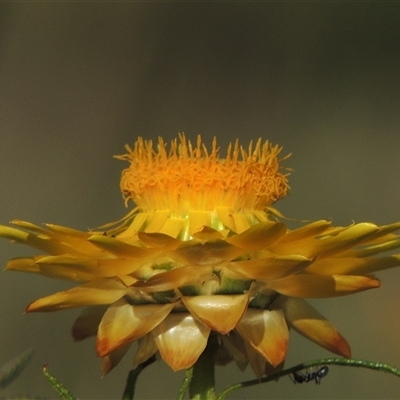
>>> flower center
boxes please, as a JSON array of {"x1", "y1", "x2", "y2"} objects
[
  {"x1": 115, "y1": 134, "x2": 290, "y2": 237},
  {"x1": 117, "y1": 134, "x2": 289, "y2": 213}
]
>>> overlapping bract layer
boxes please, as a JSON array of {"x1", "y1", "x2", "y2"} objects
[{"x1": 2, "y1": 216, "x2": 400, "y2": 377}]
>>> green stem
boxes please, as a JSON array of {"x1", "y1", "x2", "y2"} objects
[
  {"x1": 189, "y1": 337, "x2": 217, "y2": 400},
  {"x1": 217, "y1": 357, "x2": 400, "y2": 400},
  {"x1": 122, "y1": 355, "x2": 156, "y2": 400}
]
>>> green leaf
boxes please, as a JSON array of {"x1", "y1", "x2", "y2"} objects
[
  {"x1": 42, "y1": 364, "x2": 77, "y2": 400},
  {"x1": 0, "y1": 349, "x2": 34, "y2": 390}
]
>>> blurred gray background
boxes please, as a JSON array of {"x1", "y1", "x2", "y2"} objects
[{"x1": 1, "y1": 3, "x2": 400, "y2": 399}]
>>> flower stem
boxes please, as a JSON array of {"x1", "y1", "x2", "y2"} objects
[
  {"x1": 217, "y1": 357, "x2": 400, "y2": 400},
  {"x1": 189, "y1": 337, "x2": 217, "y2": 400},
  {"x1": 121, "y1": 355, "x2": 156, "y2": 400}
]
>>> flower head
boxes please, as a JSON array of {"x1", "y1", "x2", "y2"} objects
[{"x1": 1, "y1": 134, "x2": 400, "y2": 378}]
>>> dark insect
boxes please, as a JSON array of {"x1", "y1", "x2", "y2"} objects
[{"x1": 292, "y1": 366, "x2": 329, "y2": 385}]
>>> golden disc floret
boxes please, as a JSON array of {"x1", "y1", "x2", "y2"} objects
[{"x1": 117, "y1": 134, "x2": 290, "y2": 213}]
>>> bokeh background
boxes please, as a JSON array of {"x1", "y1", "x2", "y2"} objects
[{"x1": 1, "y1": 3, "x2": 400, "y2": 399}]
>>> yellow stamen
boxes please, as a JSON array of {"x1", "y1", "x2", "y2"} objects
[{"x1": 116, "y1": 133, "x2": 290, "y2": 214}]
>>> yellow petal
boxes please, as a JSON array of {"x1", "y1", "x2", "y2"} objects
[
  {"x1": 33, "y1": 256, "x2": 141, "y2": 282},
  {"x1": 336, "y1": 239, "x2": 400, "y2": 258},
  {"x1": 101, "y1": 344, "x2": 132, "y2": 376},
  {"x1": 282, "y1": 297, "x2": 351, "y2": 357},
  {"x1": 267, "y1": 274, "x2": 380, "y2": 298},
  {"x1": 243, "y1": 339, "x2": 267, "y2": 379},
  {"x1": 272, "y1": 223, "x2": 379, "y2": 258},
  {"x1": 192, "y1": 226, "x2": 225, "y2": 241},
  {"x1": 72, "y1": 305, "x2": 108, "y2": 341},
  {"x1": 35, "y1": 255, "x2": 99, "y2": 281},
  {"x1": 306, "y1": 255, "x2": 400, "y2": 276},
  {"x1": 11, "y1": 220, "x2": 49, "y2": 234},
  {"x1": 226, "y1": 222, "x2": 287, "y2": 251},
  {"x1": 227, "y1": 255, "x2": 311, "y2": 281},
  {"x1": 359, "y1": 221, "x2": 400, "y2": 244},
  {"x1": 100, "y1": 258, "x2": 149, "y2": 276},
  {"x1": 5, "y1": 255, "x2": 88, "y2": 278},
  {"x1": 134, "y1": 265, "x2": 212, "y2": 291},
  {"x1": 26, "y1": 277, "x2": 129, "y2": 312},
  {"x1": 252, "y1": 210, "x2": 270, "y2": 223},
  {"x1": 10, "y1": 221, "x2": 97, "y2": 256},
  {"x1": 88, "y1": 234, "x2": 156, "y2": 258},
  {"x1": 116, "y1": 212, "x2": 147, "y2": 238},
  {"x1": 144, "y1": 210, "x2": 171, "y2": 233},
  {"x1": 43, "y1": 224, "x2": 102, "y2": 255},
  {"x1": 4, "y1": 257, "x2": 40, "y2": 273},
  {"x1": 311, "y1": 223, "x2": 379, "y2": 257},
  {"x1": 158, "y1": 218, "x2": 186, "y2": 238},
  {"x1": 236, "y1": 308, "x2": 288, "y2": 367},
  {"x1": 0, "y1": 225, "x2": 74, "y2": 255},
  {"x1": 232, "y1": 213, "x2": 252, "y2": 233},
  {"x1": 219, "y1": 330, "x2": 248, "y2": 367},
  {"x1": 215, "y1": 207, "x2": 236, "y2": 232},
  {"x1": 96, "y1": 299, "x2": 174, "y2": 357},
  {"x1": 133, "y1": 334, "x2": 159, "y2": 365},
  {"x1": 138, "y1": 231, "x2": 180, "y2": 249},
  {"x1": 151, "y1": 313, "x2": 210, "y2": 371},
  {"x1": 174, "y1": 239, "x2": 243, "y2": 266},
  {"x1": 182, "y1": 294, "x2": 249, "y2": 334},
  {"x1": 242, "y1": 339, "x2": 284, "y2": 379},
  {"x1": 278, "y1": 220, "x2": 332, "y2": 243},
  {"x1": 188, "y1": 210, "x2": 212, "y2": 235},
  {"x1": 265, "y1": 360, "x2": 284, "y2": 377},
  {"x1": 45, "y1": 223, "x2": 91, "y2": 238}
]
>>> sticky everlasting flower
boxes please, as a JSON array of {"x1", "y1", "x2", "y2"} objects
[{"x1": 2, "y1": 134, "x2": 400, "y2": 378}]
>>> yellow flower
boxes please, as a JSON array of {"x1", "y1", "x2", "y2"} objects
[{"x1": 1, "y1": 134, "x2": 400, "y2": 378}]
